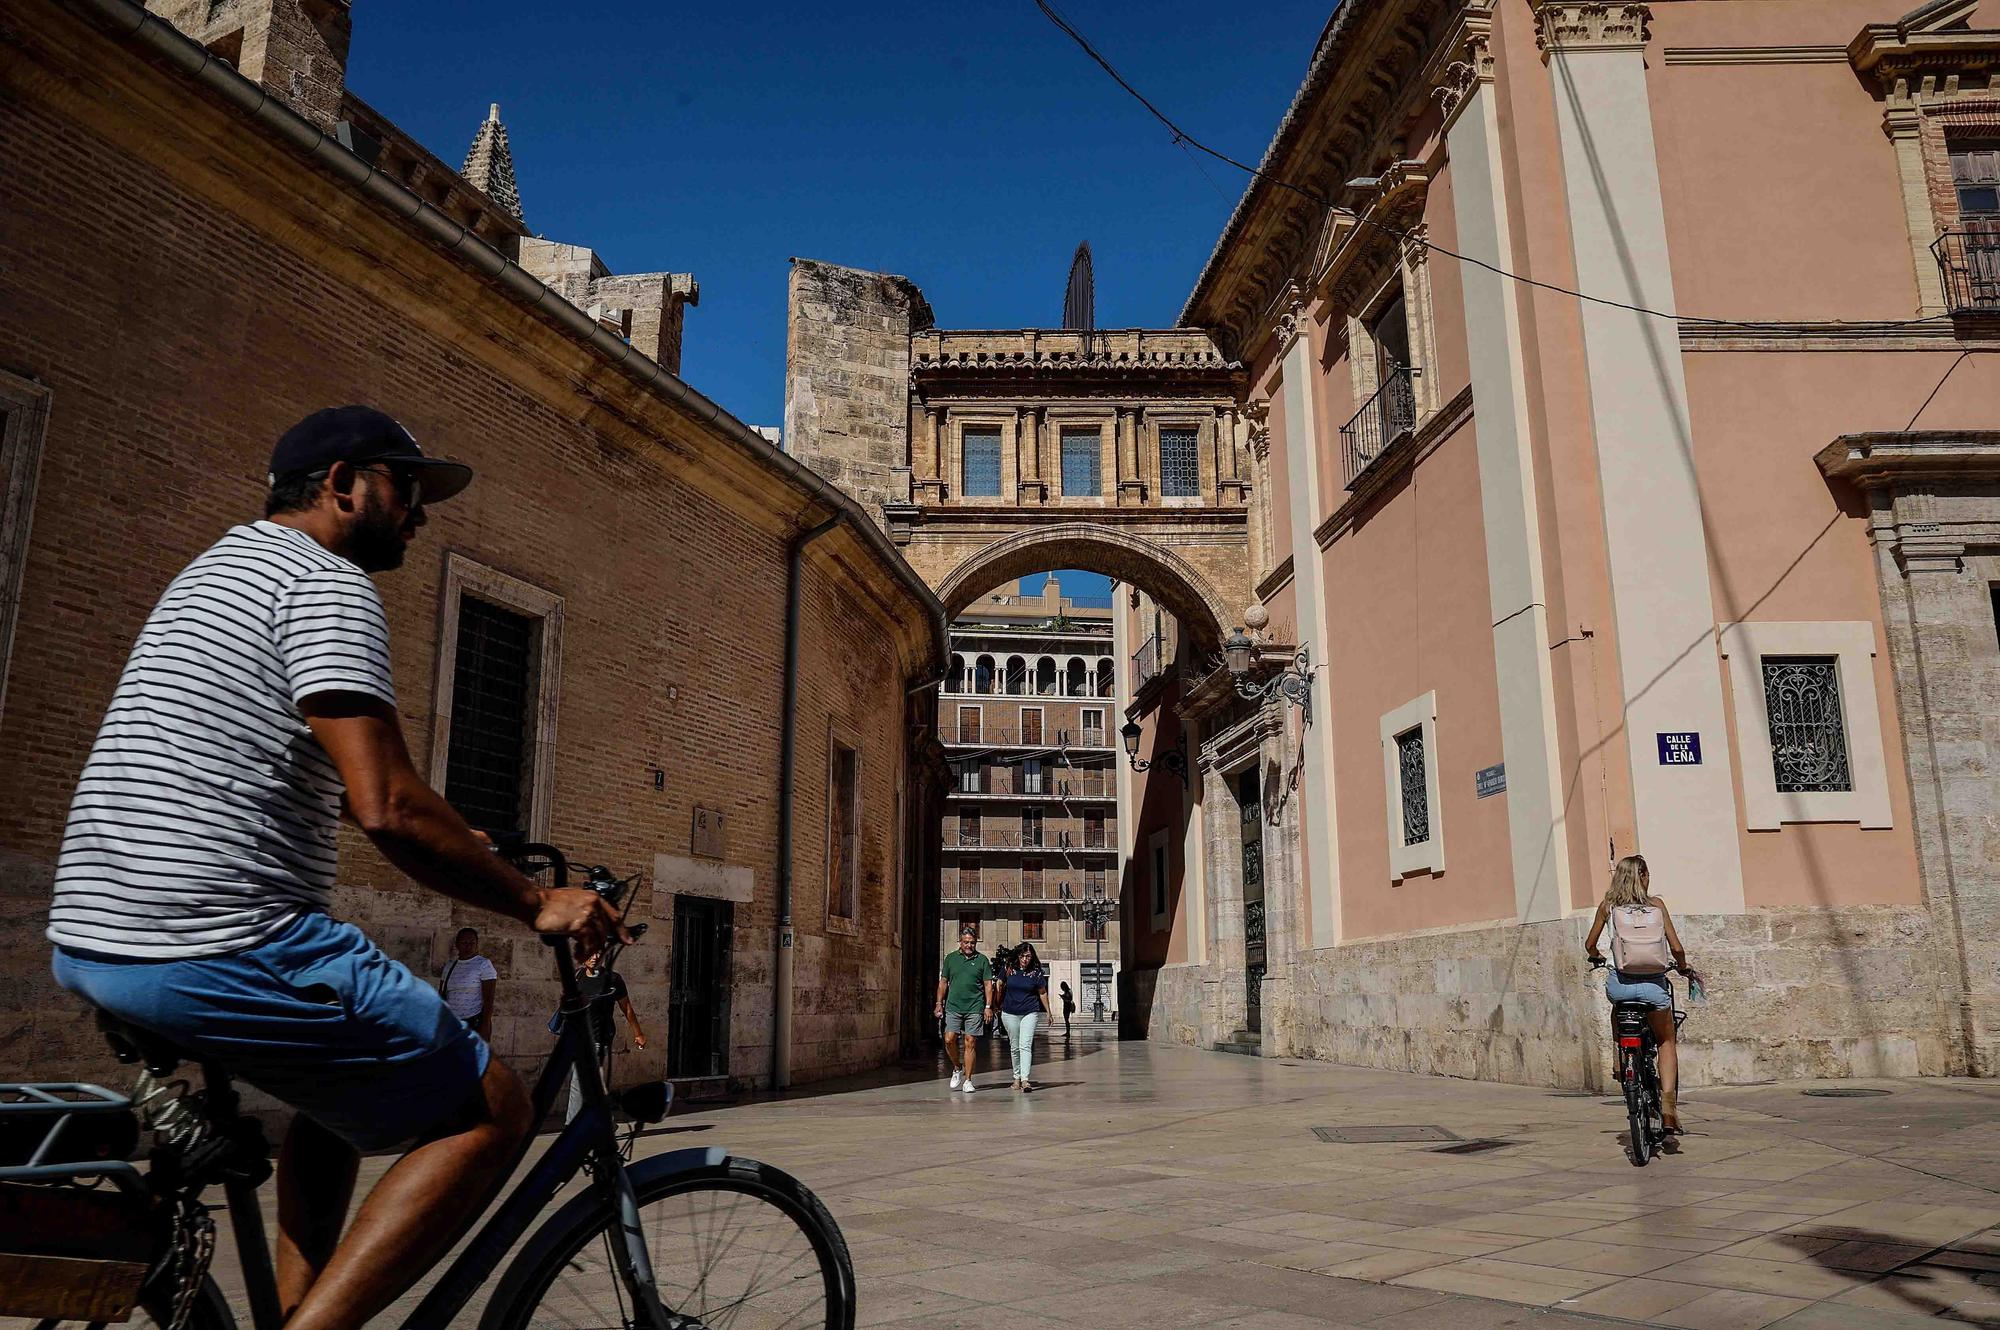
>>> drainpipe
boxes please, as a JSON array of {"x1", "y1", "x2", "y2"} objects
[{"x1": 774, "y1": 511, "x2": 843, "y2": 1091}]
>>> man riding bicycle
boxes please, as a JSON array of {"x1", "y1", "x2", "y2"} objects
[{"x1": 46, "y1": 407, "x2": 627, "y2": 1330}]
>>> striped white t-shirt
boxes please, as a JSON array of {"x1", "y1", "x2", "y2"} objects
[{"x1": 48, "y1": 522, "x2": 397, "y2": 958}]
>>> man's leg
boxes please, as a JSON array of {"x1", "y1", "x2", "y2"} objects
[
  {"x1": 285, "y1": 1055, "x2": 531, "y2": 1330},
  {"x1": 941, "y1": 1029, "x2": 961, "y2": 1072},
  {"x1": 275, "y1": 1113, "x2": 361, "y2": 1316}
]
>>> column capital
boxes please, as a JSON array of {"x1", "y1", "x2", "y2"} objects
[
  {"x1": 1273, "y1": 287, "x2": 1309, "y2": 357},
  {"x1": 1534, "y1": 2, "x2": 1652, "y2": 58}
]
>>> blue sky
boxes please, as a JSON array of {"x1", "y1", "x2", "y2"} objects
[{"x1": 349, "y1": 2, "x2": 1331, "y2": 433}]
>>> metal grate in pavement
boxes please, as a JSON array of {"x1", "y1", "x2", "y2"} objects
[
  {"x1": 1801, "y1": 1087, "x2": 1892, "y2": 1097},
  {"x1": 1312, "y1": 1125, "x2": 1462, "y2": 1144}
]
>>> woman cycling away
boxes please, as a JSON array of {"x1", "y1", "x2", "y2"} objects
[{"x1": 1584, "y1": 855, "x2": 1698, "y2": 1133}]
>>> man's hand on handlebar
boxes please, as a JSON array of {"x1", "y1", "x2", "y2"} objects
[{"x1": 532, "y1": 886, "x2": 631, "y2": 959}]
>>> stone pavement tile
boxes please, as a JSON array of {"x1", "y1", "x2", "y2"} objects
[
  {"x1": 1648, "y1": 1252, "x2": 1869, "y2": 1300},
  {"x1": 1315, "y1": 1245, "x2": 1466, "y2": 1282},
  {"x1": 1793, "y1": 1199, "x2": 1996, "y2": 1247},
  {"x1": 895, "y1": 1256, "x2": 1099, "y2": 1302},
  {"x1": 1718, "y1": 1192, "x2": 1885, "y2": 1217},
  {"x1": 1952, "y1": 1227, "x2": 2000, "y2": 1256},
  {"x1": 1391, "y1": 1256, "x2": 1621, "y2": 1305},
  {"x1": 1334, "y1": 1199, "x2": 1493, "y2": 1227},
  {"x1": 1763, "y1": 1301, "x2": 1951, "y2": 1329},
  {"x1": 849, "y1": 1235, "x2": 985, "y2": 1277},
  {"x1": 1581, "y1": 1221, "x2": 1749, "y2": 1253},
  {"x1": 1068, "y1": 1245, "x2": 1228, "y2": 1282},
  {"x1": 1256, "y1": 1239, "x2": 1415, "y2": 1273},
  {"x1": 1674, "y1": 1207, "x2": 1825, "y2": 1235},
  {"x1": 1812, "y1": 1239, "x2": 1934, "y2": 1272},
  {"x1": 855, "y1": 1277, "x2": 973, "y2": 1326},
  {"x1": 1359, "y1": 1225, "x2": 1538, "y2": 1258},
  {"x1": 1930, "y1": 1247, "x2": 2000, "y2": 1273},
  {"x1": 1213, "y1": 1311, "x2": 1372, "y2": 1329},
  {"x1": 1717, "y1": 1233, "x2": 1844, "y2": 1263},
  {"x1": 1498, "y1": 1236, "x2": 1688, "y2": 1276},
  {"x1": 1834, "y1": 1263, "x2": 2000, "y2": 1321},
  {"x1": 1149, "y1": 1258, "x2": 1395, "y2": 1316},
  {"x1": 1453, "y1": 1211, "x2": 1607, "y2": 1239},
  {"x1": 1652, "y1": 1288, "x2": 1812, "y2": 1330},
  {"x1": 1561, "y1": 1275, "x2": 1716, "y2": 1321},
  {"x1": 1040, "y1": 1207, "x2": 1191, "y2": 1238}
]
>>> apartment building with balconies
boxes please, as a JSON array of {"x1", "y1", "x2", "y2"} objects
[{"x1": 939, "y1": 574, "x2": 1123, "y2": 1020}]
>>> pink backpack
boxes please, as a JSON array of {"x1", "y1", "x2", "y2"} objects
[{"x1": 1609, "y1": 905, "x2": 1671, "y2": 975}]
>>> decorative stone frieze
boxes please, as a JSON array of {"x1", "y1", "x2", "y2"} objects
[{"x1": 1533, "y1": 2, "x2": 1652, "y2": 57}]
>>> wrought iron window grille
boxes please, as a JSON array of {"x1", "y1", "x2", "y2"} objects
[
  {"x1": 443, "y1": 596, "x2": 535, "y2": 834},
  {"x1": 1933, "y1": 230, "x2": 2000, "y2": 315},
  {"x1": 962, "y1": 427, "x2": 1002, "y2": 497},
  {"x1": 1396, "y1": 727, "x2": 1430, "y2": 847},
  {"x1": 1159, "y1": 427, "x2": 1200, "y2": 498},
  {"x1": 1761, "y1": 656, "x2": 1853, "y2": 794}
]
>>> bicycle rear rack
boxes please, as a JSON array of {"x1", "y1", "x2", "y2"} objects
[{"x1": 0, "y1": 1082, "x2": 142, "y2": 1185}]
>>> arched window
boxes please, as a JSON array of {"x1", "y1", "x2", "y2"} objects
[
  {"x1": 1095, "y1": 659, "x2": 1114, "y2": 698},
  {"x1": 974, "y1": 655, "x2": 996, "y2": 694},
  {"x1": 1004, "y1": 656, "x2": 1028, "y2": 696},
  {"x1": 1066, "y1": 659, "x2": 1087, "y2": 698},
  {"x1": 1035, "y1": 657, "x2": 1057, "y2": 697},
  {"x1": 946, "y1": 655, "x2": 965, "y2": 694}
]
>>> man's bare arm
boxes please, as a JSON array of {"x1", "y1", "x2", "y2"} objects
[{"x1": 303, "y1": 692, "x2": 625, "y2": 952}]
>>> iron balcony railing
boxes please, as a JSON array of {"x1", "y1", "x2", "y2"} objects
[
  {"x1": 946, "y1": 772, "x2": 1117, "y2": 799},
  {"x1": 1132, "y1": 634, "x2": 1162, "y2": 691},
  {"x1": 947, "y1": 826, "x2": 1107, "y2": 851},
  {"x1": 1934, "y1": 229, "x2": 2000, "y2": 315},
  {"x1": 938, "y1": 724, "x2": 1114, "y2": 749},
  {"x1": 1338, "y1": 364, "x2": 1419, "y2": 488}
]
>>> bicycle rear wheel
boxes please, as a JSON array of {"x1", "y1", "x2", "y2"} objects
[
  {"x1": 1622, "y1": 1059, "x2": 1652, "y2": 1167},
  {"x1": 483, "y1": 1154, "x2": 855, "y2": 1330}
]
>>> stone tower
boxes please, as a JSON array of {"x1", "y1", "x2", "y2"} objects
[
  {"x1": 461, "y1": 104, "x2": 525, "y2": 225},
  {"x1": 783, "y1": 259, "x2": 934, "y2": 530},
  {"x1": 145, "y1": 0, "x2": 352, "y2": 131}
]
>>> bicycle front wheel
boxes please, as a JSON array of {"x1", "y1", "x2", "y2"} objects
[{"x1": 483, "y1": 1154, "x2": 855, "y2": 1330}]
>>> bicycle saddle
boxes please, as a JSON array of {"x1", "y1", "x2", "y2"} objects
[{"x1": 95, "y1": 1010, "x2": 191, "y2": 1076}]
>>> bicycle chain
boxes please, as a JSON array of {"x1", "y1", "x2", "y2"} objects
[{"x1": 166, "y1": 1193, "x2": 216, "y2": 1330}]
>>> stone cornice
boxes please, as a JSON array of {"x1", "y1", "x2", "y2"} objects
[
  {"x1": 1815, "y1": 433, "x2": 2000, "y2": 489},
  {"x1": 1534, "y1": 2, "x2": 1652, "y2": 58},
  {"x1": 1255, "y1": 554, "x2": 1295, "y2": 603}
]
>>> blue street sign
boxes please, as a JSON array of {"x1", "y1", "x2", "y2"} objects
[
  {"x1": 1475, "y1": 763, "x2": 1507, "y2": 798},
  {"x1": 1657, "y1": 732, "x2": 1702, "y2": 766}
]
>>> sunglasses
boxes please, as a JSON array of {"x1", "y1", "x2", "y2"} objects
[{"x1": 355, "y1": 463, "x2": 423, "y2": 508}]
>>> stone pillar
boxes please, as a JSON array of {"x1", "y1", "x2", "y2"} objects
[
  {"x1": 1017, "y1": 406, "x2": 1047, "y2": 504},
  {"x1": 1537, "y1": 0, "x2": 1743, "y2": 912},
  {"x1": 918, "y1": 405, "x2": 945, "y2": 502},
  {"x1": 1818, "y1": 433, "x2": 2000, "y2": 1076},
  {"x1": 1439, "y1": 19, "x2": 1571, "y2": 924},
  {"x1": 1116, "y1": 406, "x2": 1146, "y2": 506},
  {"x1": 1199, "y1": 748, "x2": 1247, "y2": 1040},
  {"x1": 1244, "y1": 399, "x2": 1274, "y2": 580},
  {"x1": 1216, "y1": 405, "x2": 1247, "y2": 504},
  {"x1": 1883, "y1": 105, "x2": 1949, "y2": 316}
]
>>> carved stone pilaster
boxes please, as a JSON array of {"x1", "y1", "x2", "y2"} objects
[
  {"x1": 1534, "y1": 2, "x2": 1652, "y2": 57},
  {"x1": 1273, "y1": 287, "x2": 1308, "y2": 357}
]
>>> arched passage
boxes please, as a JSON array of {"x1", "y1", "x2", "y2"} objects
[{"x1": 933, "y1": 524, "x2": 1236, "y2": 656}]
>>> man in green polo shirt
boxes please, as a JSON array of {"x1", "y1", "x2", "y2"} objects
[{"x1": 935, "y1": 926, "x2": 994, "y2": 1093}]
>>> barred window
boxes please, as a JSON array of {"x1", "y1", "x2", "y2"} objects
[
  {"x1": 1021, "y1": 808, "x2": 1043, "y2": 847},
  {"x1": 958, "y1": 909, "x2": 981, "y2": 937},
  {"x1": 960, "y1": 861, "x2": 981, "y2": 899},
  {"x1": 1022, "y1": 911, "x2": 1045, "y2": 941},
  {"x1": 829, "y1": 742, "x2": 860, "y2": 919},
  {"x1": 1396, "y1": 727, "x2": 1429, "y2": 846},
  {"x1": 1762, "y1": 656, "x2": 1853, "y2": 794},
  {"x1": 1023, "y1": 860, "x2": 1042, "y2": 897},
  {"x1": 1061, "y1": 426, "x2": 1101, "y2": 497},
  {"x1": 962, "y1": 426, "x2": 1002, "y2": 497},
  {"x1": 445, "y1": 597, "x2": 536, "y2": 835},
  {"x1": 1159, "y1": 426, "x2": 1199, "y2": 498}
]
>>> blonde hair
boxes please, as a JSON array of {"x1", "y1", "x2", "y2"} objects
[{"x1": 1604, "y1": 854, "x2": 1652, "y2": 909}]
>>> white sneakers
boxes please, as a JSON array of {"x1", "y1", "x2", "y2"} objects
[
  {"x1": 959, "y1": 1074, "x2": 976, "y2": 1093},
  {"x1": 948, "y1": 1070, "x2": 963, "y2": 1090}
]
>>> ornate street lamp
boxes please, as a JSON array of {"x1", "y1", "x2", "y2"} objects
[
  {"x1": 1224, "y1": 605, "x2": 1314, "y2": 725},
  {"x1": 1121, "y1": 720, "x2": 1189, "y2": 787}
]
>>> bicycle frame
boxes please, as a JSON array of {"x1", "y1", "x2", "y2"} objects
[{"x1": 212, "y1": 941, "x2": 671, "y2": 1330}]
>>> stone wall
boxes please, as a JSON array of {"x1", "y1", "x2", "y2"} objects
[
  {"x1": 1252, "y1": 906, "x2": 1958, "y2": 1091},
  {"x1": 0, "y1": 5, "x2": 936, "y2": 1104},
  {"x1": 784, "y1": 259, "x2": 932, "y2": 528}
]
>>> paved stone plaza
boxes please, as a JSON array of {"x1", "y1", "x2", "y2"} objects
[{"x1": 210, "y1": 1031, "x2": 2000, "y2": 1328}]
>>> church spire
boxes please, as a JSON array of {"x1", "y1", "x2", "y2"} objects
[{"x1": 461, "y1": 103, "x2": 524, "y2": 225}]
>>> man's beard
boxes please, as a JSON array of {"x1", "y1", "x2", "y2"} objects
[{"x1": 348, "y1": 487, "x2": 410, "y2": 572}]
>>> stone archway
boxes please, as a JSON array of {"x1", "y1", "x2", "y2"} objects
[{"x1": 932, "y1": 523, "x2": 1239, "y2": 654}]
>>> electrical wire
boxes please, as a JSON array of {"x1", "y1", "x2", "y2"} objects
[{"x1": 1033, "y1": 0, "x2": 1954, "y2": 335}]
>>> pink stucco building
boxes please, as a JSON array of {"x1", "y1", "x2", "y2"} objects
[{"x1": 1134, "y1": 0, "x2": 2000, "y2": 1085}]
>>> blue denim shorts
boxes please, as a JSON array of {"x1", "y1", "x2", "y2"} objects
[
  {"x1": 1605, "y1": 969, "x2": 1674, "y2": 1011},
  {"x1": 54, "y1": 911, "x2": 488, "y2": 1151}
]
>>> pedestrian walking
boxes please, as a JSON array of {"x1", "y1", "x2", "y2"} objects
[
  {"x1": 1058, "y1": 980, "x2": 1075, "y2": 1037},
  {"x1": 1000, "y1": 943, "x2": 1052, "y2": 1092},
  {"x1": 438, "y1": 926, "x2": 498, "y2": 1044},
  {"x1": 934, "y1": 927, "x2": 993, "y2": 1093},
  {"x1": 565, "y1": 950, "x2": 647, "y2": 1123},
  {"x1": 1585, "y1": 854, "x2": 1700, "y2": 1133}
]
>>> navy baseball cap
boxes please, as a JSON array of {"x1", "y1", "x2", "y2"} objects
[{"x1": 267, "y1": 406, "x2": 473, "y2": 504}]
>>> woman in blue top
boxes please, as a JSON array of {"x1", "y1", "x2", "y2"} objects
[{"x1": 999, "y1": 943, "x2": 1052, "y2": 1091}]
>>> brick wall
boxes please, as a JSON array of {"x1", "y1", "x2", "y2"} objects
[{"x1": 0, "y1": 5, "x2": 937, "y2": 1099}]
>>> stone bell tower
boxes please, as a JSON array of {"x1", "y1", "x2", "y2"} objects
[{"x1": 145, "y1": 0, "x2": 352, "y2": 131}]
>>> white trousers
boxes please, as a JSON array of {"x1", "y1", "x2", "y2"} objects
[{"x1": 999, "y1": 1011, "x2": 1040, "y2": 1081}]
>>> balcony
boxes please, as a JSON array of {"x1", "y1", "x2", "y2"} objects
[
  {"x1": 939, "y1": 724, "x2": 1114, "y2": 750},
  {"x1": 1338, "y1": 365, "x2": 1418, "y2": 488},
  {"x1": 946, "y1": 827, "x2": 1109, "y2": 852},
  {"x1": 1935, "y1": 229, "x2": 2000, "y2": 315},
  {"x1": 1132, "y1": 634, "x2": 1162, "y2": 692}
]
